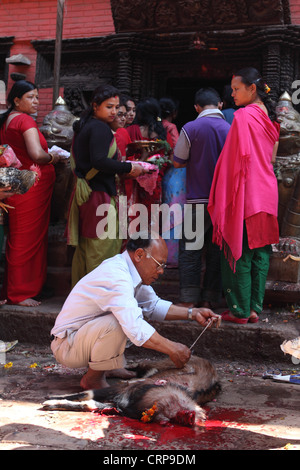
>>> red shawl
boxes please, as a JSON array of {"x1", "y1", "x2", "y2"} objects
[{"x1": 208, "y1": 104, "x2": 280, "y2": 268}]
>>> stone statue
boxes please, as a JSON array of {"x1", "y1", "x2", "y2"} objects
[
  {"x1": 267, "y1": 92, "x2": 300, "y2": 288},
  {"x1": 276, "y1": 91, "x2": 300, "y2": 157},
  {"x1": 39, "y1": 97, "x2": 78, "y2": 295},
  {"x1": 275, "y1": 92, "x2": 300, "y2": 237},
  {"x1": 40, "y1": 97, "x2": 76, "y2": 224},
  {"x1": 40, "y1": 96, "x2": 78, "y2": 151}
]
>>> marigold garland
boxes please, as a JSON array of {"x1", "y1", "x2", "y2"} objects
[
  {"x1": 141, "y1": 402, "x2": 158, "y2": 423},
  {"x1": 4, "y1": 362, "x2": 13, "y2": 369}
]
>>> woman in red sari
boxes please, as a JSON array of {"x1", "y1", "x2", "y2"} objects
[
  {"x1": 0, "y1": 81, "x2": 60, "y2": 306},
  {"x1": 208, "y1": 68, "x2": 280, "y2": 324},
  {"x1": 126, "y1": 97, "x2": 173, "y2": 214}
]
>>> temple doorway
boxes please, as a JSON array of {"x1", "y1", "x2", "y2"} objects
[{"x1": 165, "y1": 77, "x2": 230, "y2": 130}]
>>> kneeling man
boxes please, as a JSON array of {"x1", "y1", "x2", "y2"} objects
[{"x1": 50, "y1": 233, "x2": 220, "y2": 389}]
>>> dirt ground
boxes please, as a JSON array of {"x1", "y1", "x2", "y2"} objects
[{"x1": 0, "y1": 342, "x2": 299, "y2": 453}]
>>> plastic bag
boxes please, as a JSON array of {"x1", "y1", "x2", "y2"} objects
[
  {"x1": 0, "y1": 145, "x2": 22, "y2": 168},
  {"x1": 126, "y1": 160, "x2": 159, "y2": 195},
  {"x1": 49, "y1": 145, "x2": 70, "y2": 160}
]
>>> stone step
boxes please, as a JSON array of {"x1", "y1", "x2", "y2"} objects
[{"x1": 0, "y1": 296, "x2": 298, "y2": 363}]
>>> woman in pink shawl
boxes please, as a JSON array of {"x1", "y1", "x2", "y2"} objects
[{"x1": 208, "y1": 67, "x2": 280, "y2": 324}]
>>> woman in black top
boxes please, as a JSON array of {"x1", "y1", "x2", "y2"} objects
[{"x1": 68, "y1": 84, "x2": 147, "y2": 286}]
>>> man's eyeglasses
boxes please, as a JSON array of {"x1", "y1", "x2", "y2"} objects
[
  {"x1": 143, "y1": 249, "x2": 167, "y2": 271},
  {"x1": 117, "y1": 112, "x2": 127, "y2": 118}
]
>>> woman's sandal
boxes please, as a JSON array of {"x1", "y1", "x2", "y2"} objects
[
  {"x1": 221, "y1": 310, "x2": 248, "y2": 324},
  {"x1": 221, "y1": 310, "x2": 259, "y2": 324}
]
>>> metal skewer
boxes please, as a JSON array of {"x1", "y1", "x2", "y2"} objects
[{"x1": 189, "y1": 318, "x2": 213, "y2": 351}]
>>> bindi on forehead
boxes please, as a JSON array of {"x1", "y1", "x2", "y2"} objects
[{"x1": 105, "y1": 96, "x2": 119, "y2": 105}]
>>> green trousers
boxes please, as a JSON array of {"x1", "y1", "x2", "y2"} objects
[{"x1": 221, "y1": 231, "x2": 271, "y2": 319}]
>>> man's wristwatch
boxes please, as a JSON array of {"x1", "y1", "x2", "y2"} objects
[{"x1": 187, "y1": 307, "x2": 193, "y2": 321}]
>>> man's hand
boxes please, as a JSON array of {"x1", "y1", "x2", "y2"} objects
[
  {"x1": 142, "y1": 331, "x2": 191, "y2": 369},
  {"x1": 168, "y1": 342, "x2": 191, "y2": 368},
  {"x1": 193, "y1": 308, "x2": 221, "y2": 328},
  {"x1": 165, "y1": 304, "x2": 221, "y2": 327}
]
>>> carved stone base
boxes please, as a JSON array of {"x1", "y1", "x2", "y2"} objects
[
  {"x1": 47, "y1": 222, "x2": 73, "y2": 296},
  {"x1": 268, "y1": 237, "x2": 300, "y2": 283},
  {"x1": 265, "y1": 236, "x2": 300, "y2": 304},
  {"x1": 264, "y1": 279, "x2": 300, "y2": 305},
  {"x1": 268, "y1": 252, "x2": 300, "y2": 283}
]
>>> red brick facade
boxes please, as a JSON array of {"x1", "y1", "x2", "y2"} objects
[
  {"x1": 1, "y1": 1, "x2": 300, "y2": 126},
  {"x1": 290, "y1": 1, "x2": 300, "y2": 23},
  {"x1": 1, "y1": 0, "x2": 115, "y2": 124}
]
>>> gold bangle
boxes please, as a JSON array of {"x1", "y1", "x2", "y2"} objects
[{"x1": 48, "y1": 153, "x2": 54, "y2": 164}]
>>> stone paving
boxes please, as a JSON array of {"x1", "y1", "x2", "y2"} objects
[
  {"x1": 0, "y1": 289, "x2": 299, "y2": 452},
  {"x1": 0, "y1": 338, "x2": 299, "y2": 452}
]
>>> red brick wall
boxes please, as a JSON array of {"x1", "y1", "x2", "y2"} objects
[
  {"x1": 2, "y1": 1, "x2": 300, "y2": 126},
  {"x1": 38, "y1": 87, "x2": 64, "y2": 122},
  {"x1": 290, "y1": 2, "x2": 300, "y2": 24},
  {"x1": 0, "y1": 0, "x2": 115, "y2": 125}
]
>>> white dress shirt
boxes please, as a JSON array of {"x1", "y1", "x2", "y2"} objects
[{"x1": 51, "y1": 250, "x2": 172, "y2": 347}]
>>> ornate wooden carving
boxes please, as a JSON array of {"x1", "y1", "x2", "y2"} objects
[
  {"x1": 116, "y1": 51, "x2": 132, "y2": 94},
  {"x1": 263, "y1": 43, "x2": 281, "y2": 100},
  {"x1": 32, "y1": 18, "x2": 300, "y2": 116},
  {"x1": 110, "y1": 0, "x2": 287, "y2": 33}
]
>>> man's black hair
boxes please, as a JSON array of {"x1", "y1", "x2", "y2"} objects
[
  {"x1": 194, "y1": 87, "x2": 221, "y2": 107},
  {"x1": 126, "y1": 231, "x2": 160, "y2": 252}
]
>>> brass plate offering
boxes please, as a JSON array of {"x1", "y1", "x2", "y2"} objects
[{"x1": 126, "y1": 140, "x2": 165, "y2": 160}]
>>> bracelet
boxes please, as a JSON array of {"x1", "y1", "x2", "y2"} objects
[
  {"x1": 187, "y1": 308, "x2": 193, "y2": 321},
  {"x1": 48, "y1": 153, "x2": 55, "y2": 164}
]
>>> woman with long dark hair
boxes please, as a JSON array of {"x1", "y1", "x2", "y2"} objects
[
  {"x1": 127, "y1": 96, "x2": 168, "y2": 142},
  {"x1": 67, "y1": 84, "x2": 147, "y2": 286},
  {"x1": 0, "y1": 80, "x2": 60, "y2": 306},
  {"x1": 208, "y1": 67, "x2": 280, "y2": 324},
  {"x1": 122, "y1": 97, "x2": 173, "y2": 230}
]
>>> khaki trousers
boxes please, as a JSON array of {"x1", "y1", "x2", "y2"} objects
[{"x1": 51, "y1": 313, "x2": 127, "y2": 371}]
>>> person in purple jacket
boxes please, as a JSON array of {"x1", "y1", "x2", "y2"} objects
[{"x1": 173, "y1": 88, "x2": 230, "y2": 309}]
